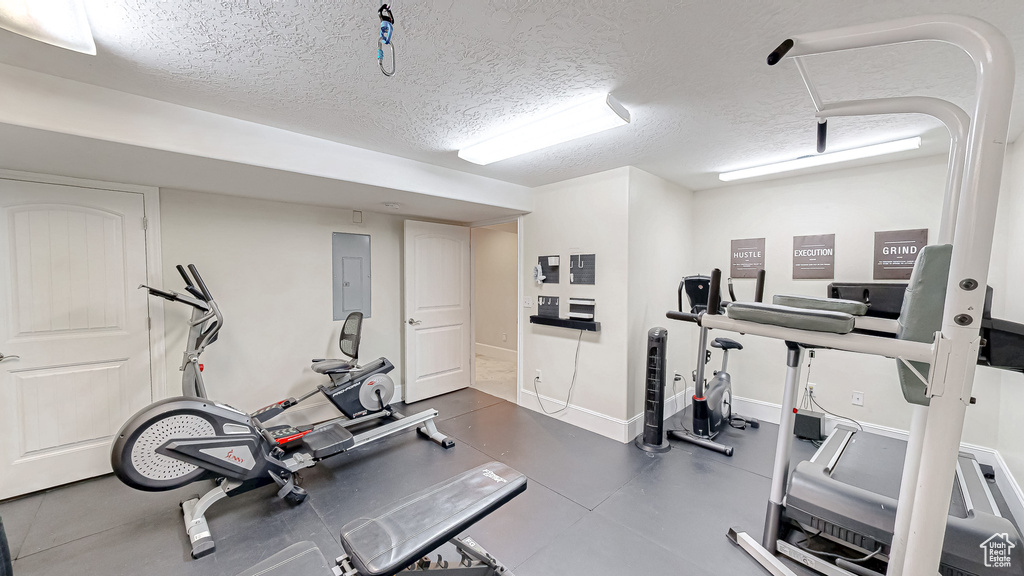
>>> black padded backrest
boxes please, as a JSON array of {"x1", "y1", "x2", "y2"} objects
[
  {"x1": 339, "y1": 312, "x2": 363, "y2": 361},
  {"x1": 1, "y1": 516, "x2": 12, "y2": 576},
  {"x1": 683, "y1": 275, "x2": 723, "y2": 314},
  {"x1": 895, "y1": 244, "x2": 952, "y2": 406}
]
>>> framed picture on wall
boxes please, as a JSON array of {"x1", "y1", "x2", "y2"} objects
[{"x1": 792, "y1": 234, "x2": 835, "y2": 279}]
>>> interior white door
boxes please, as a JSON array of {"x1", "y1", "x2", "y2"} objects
[
  {"x1": 403, "y1": 220, "x2": 471, "y2": 403},
  {"x1": 0, "y1": 178, "x2": 152, "y2": 499}
]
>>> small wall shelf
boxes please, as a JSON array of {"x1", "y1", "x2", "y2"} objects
[{"x1": 529, "y1": 315, "x2": 601, "y2": 332}]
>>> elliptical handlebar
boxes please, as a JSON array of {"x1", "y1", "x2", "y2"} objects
[
  {"x1": 177, "y1": 265, "x2": 206, "y2": 300},
  {"x1": 188, "y1": 264, "x2": 215, "y2": 302}
]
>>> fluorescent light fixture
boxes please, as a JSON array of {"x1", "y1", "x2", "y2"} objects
[
  {"x1": 458, "y1": 94, "x2": 630, "y2": 165},
  {"x1": 718, "y1": 137, "x2": 922, "y2": 182},
  {"x1": 0, "y1": 0, "x2": 95, "y2": 54}
]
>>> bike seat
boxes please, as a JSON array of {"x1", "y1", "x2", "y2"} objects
[
  {"x1": 311, "y1": 359, "x2": 355, "y2": 375},
  {"x1": 712, "y1": 338, "x2": 743, "y2": 351}
]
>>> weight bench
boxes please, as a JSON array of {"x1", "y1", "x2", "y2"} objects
[{"x1": 236, "y1": 462, "x2": 526, "y2": 576}]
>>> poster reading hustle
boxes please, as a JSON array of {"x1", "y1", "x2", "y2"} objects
[
  {"x1": 793, "y1": 234, "x2": 835, "y2": 279},
  {"x1": 731, "y1": 238, "x2": 766, "y2": 278}
]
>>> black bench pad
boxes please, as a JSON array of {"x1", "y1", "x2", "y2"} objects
[
  {"x1": 340, "y1": 461, "x2": 527, "y2": 576},
  {"x1": 234, "y1": 541, "x2": 333, "y2": 576}
]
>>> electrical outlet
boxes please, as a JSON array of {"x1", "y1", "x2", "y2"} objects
[
  {"x1": 808, "y1": 382, "x2": 815, "y2": 393},
  {"x1": 502, "y1": 332, "x2": 507, "y2": 342},
  {"x1": 523, "y1": 298, "x2": 532, "y2": 308},
  {"x1": 535, "y1": 369, "x2": 542, "y2": 381},
  {"x1": 851, "y1": 391, "x2": 864, "y2": 406}
]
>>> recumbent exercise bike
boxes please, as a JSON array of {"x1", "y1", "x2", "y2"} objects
[{"x1": 113, "y1": 264, "x2": 453, "y2": 558}]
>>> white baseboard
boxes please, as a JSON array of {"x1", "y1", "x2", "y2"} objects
[
  {"x1": 474, "y1": 343, "x2": 517, "y2": 363},
  {"x1": 516, "y1": 385, "x2": 693, "y2": 444},
  {"x1": 519, "y1": 388, "x2": 640, "y2": 443},
  {"x1": 626, "y1": 387, "x2": 693, "y2": 441}
]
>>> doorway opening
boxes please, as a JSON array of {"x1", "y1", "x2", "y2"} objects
[{"x1": 471, "y1": 221, "x2": 519, "y2": 403}]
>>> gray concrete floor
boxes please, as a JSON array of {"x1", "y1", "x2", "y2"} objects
[{"x1": 1, "y1": 388, "x2": 821, "y2": 576}]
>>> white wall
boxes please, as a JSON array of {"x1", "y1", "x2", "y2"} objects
[
  {"x1": 690, "y1": 155, "x2": 1005, "y2": 448},
  {"x1": 159, "y1": 189, "x2": 405, "y2": 425},
  {"x1": 626, "y1": 168, "x2": 696, "y2": 420},
  {"x1": 472, "y1": 226, "x2": 518, "y2": 360},
  {"x1": 520, "y1": 168, "x2": 631, "y2": 426},
  {"x1": 995, "y1": 142, "x2": 1024, "y2": 483}
]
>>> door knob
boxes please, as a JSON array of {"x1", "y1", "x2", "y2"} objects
[
  {"x1": 407, "y1": 318, "x2": 422, "y2": 325},
  {"x1": 0, "y1": 353, "x2": 20, "y2": 362}
]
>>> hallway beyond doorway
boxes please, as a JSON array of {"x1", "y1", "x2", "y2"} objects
[{"x1": 474, "y1": 353, "x2": 517, "y2": 403}]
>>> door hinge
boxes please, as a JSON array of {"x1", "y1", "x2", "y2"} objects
[
  {"x1": 147, "y1": 316, "x2": 152, "y2": 331},
  {"x1": 142, "y1": 217, "x2": 148, "y2": 230}
]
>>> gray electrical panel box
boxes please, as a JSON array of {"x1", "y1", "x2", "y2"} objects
[{"x1": 333, "y1": 232, "x2": 371, "y2": 320}]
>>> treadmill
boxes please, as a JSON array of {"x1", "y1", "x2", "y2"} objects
[
  {"x1": 781, "y1": 426, "x2": 1023, "y2": 576},
  {"x1": 773, "y1": 283, "x2": 1024, "y2": 576}
]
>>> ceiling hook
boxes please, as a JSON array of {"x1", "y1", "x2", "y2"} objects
[{"x1": 377, "y1": 4, "x2": 396, "y2": 77}]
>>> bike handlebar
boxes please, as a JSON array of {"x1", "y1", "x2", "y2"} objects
[
  {"x1": 666, "y1": 311, "x2": 701, "y2": 324},
  {"x1": 707, "y1": 269, "x2": 723, "y2": 314}
]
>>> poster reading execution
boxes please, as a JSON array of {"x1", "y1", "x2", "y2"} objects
[
  {"x1": 793, "y1": 234, "x2": 835, "y2": 279},
  {"x1": 731, "y1": 238, "x2": 766, "y2": 278},
  {"x1": 874, "y1": 229, "x2": 928, "y2": 280}
]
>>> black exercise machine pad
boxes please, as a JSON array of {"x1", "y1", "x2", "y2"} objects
[{"x1": 340, "y1": 461, "x2": 526, "y2": 576}]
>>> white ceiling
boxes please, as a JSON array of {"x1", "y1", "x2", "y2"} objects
[{"x1": 1, "y1": 1, "x2": 1023, "y2": 191}]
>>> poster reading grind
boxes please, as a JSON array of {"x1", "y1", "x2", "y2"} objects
[
  {"x1": 731, "y1": 238, "x2": 766, "y2": 278},
  {"x1": 793, "y1": 234, "x2": 835, "y2": 279},
  {"x1": 874, "y1": 229, "x2": 928, "y2": 280}
]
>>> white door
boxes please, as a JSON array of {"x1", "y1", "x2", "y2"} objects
[
  {"x1": 0, "y1": 178, "x2": 152, "y2": 499},
  {"x1": 403, "y1": 221, "x2": 472, "y2": 403}
]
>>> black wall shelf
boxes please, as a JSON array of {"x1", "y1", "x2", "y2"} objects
[{"x1": 529, "y1": 315, "x2": 601, "y2": 332}]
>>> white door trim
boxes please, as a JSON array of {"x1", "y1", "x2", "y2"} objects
[
  {"x1": 0, "y1": 169, "x2": 166, "y2": 400},
  {"x1": 515, "y1": 215, "x2": 523, "y2": 407}
]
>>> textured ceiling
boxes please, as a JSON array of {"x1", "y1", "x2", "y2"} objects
[{"x1": 1, "y1": 1, "x2": 1023, "y2": 190}]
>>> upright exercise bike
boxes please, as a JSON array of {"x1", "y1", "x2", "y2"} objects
[
  {"x1": 115, "y1": 264, "x2": 454, "y2": 559},
  {"x1": 667, "y1": 272, "x2": 761, "y2": 456}
]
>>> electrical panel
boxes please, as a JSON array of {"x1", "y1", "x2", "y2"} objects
[{"x1": 332, "y1": 232, "x2": 371, "y2": 319}]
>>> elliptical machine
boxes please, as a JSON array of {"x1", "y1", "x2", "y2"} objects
[
  {"x1": 115, "y1": 264, "x2": 454, "y2": 559},
  {"x1": 667, "y1": 272, "x2": 761, "y2": 456}
]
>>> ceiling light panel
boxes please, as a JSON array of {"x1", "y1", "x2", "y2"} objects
[
  {"x1": 718, "y1": 137, "x2": 922, "y2": 182},
  {"x1": 0, "y1": 0, "x2": 95, "y2": 54},
  {"x1": 458, "y1": 94, "x2": 630, "y2": 166}
]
